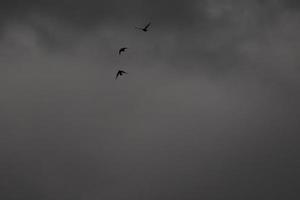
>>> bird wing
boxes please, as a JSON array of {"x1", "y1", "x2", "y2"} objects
[
  {"x1": 119, "y1": 48, "x2": 127, "y2": 55},
  {"x1": 145, "y1": 23, "x2": 151, "y2": 29},
  {"x1": 135, "y1": 27, "x2": 144, "y2": 30},
  {"x1": 115, "y1": 71, "x2": 120, "y2": 79}
]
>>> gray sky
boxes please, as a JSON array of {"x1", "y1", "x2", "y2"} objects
[{"x1": 0, "y1": 1, "x2": 299, "y2": 199}]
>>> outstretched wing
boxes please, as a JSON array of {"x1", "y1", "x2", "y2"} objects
[
  {"x1": 115, "y1": 71, "x2": 120, "y2": 79},
  {"x1": 135, "y1": 27, "x2": 144, "y2": 31},
  {"x1": 145, "y1": 22, "x2": 151, "y2": 29},
  {"x1": 119, "y1": 48, "x2": 127, "y2": 55}
]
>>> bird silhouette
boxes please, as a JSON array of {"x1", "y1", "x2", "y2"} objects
[
  {"x1": 135, "y1": 22, "x2": 151, "y2": 32},
  {"x1": 115, "y1": 70, "x2": 128, "y2": 79},
  {"x1": 119, "y1": 47, "x2": 128, "y2": 55}
]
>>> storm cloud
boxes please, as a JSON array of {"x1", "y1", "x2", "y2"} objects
[{"x1": 0, "y1": 1, "x2": 299, "y2": 200}]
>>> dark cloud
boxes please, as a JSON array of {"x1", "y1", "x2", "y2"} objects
[
  {"x1": 0, "y1": 0, "x2": 293, "y2": 36},
  {"x1": 0, "y1": 0, "x2": 199, "y2": 28},
  {"x1": 0, "y1": 1, "x2": 299, "y2": 200}
]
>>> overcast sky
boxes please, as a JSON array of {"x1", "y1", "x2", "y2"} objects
[{"x1": 0, "y1": 1, "x2": 299, "y2": 200}]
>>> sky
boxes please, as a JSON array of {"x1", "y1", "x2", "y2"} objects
[{"x1": 0, "y1": 0, "x2": 299, "y2": 199}]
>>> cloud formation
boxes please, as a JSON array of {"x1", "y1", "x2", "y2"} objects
[{"x1": 0, "y1": 1, "x2": 299, "y2": 200}]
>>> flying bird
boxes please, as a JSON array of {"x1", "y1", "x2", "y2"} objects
[
  {"x1": 135, "y1": 22, "x2": 151, "y2": 32},
  {"x1": 119, "y1": 47, "x2": 128, "y2": 55},
  {"x1": 115, "y1": 70, "x2": 128, "y2": 79}
]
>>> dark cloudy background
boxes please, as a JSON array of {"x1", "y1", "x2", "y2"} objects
[{"x1": 0, "y1": 0, "x2": 299, "y2": 199}]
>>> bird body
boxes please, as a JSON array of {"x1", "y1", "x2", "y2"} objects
[
  {"x1": 115, "y1": 70, "x2": 128, "y2": 79},
  {"x1": 135, "y1": 22, "x2": 151, "y2": 32},
  {"x1": 119, "y1": 47, "x2": 128, "y2": 55},
  {"x1": 115, "y1": 22, "x2": 150, "y2": 80}
]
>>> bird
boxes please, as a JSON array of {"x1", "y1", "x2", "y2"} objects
[
  {"x1": 119, "y1": 47, "x2": 128, "y2": 55},
  {"x1": 135, "y1": 22, "x2": 151, "y2": 32},
  {"x1": 115, "y1": 70, "x2": 128, "y2": 79}
]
